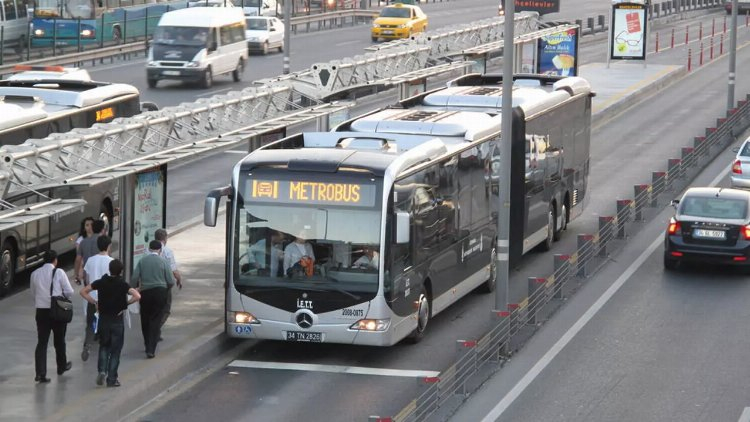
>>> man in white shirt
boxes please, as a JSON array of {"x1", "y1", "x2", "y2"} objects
[
  {"x1": 30, "y1": 250, "x2": 74, "y2": 383},
  {"x1": 155, "y1": 229, "x2": 182, "y2": 330},
  {"x1": 81, "y1": 235, "x2": 114, "y2": 361},
  {"x1": 247, "y1": 230, "x2": 284, "y2": 277},
  {"x1": 284, "y1": 235, "x2": 315, "y2": 276},
  {"x1": 353, "y1": 246, "x2": 380, "y2": 270}
]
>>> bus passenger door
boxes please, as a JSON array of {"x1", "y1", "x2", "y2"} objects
[{"x1": 525, "y1": 135, "x2": 547, "y2": 243}]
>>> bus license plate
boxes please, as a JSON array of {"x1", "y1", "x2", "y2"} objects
[
  {"x1": 693, "y1": 229, "x2": 725, "y2": 239},
  {"x1": 286, "y1": 331, "x2": 322, "y2": 342},
  {"x1": 163, "y1": 70, "x2": 181, "y2": 76}
]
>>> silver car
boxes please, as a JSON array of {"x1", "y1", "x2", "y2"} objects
[{"x1": 731, "y1": 136, "x2": 750, "y2": 188}]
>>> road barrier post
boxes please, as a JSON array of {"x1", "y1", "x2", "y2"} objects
[
  {"x1": 576, "y1": 234, "x2": 594, "y2": 278},
  {"x1": 667, "y1": 158, "x2": 683, "y2": 188},
  {"x1": 656, "y1": 32, "x2": 660, "y2": 52},
  {"x1": 681, "y1": 147, "x2": 695, "y2": 173},
  {"x1": 652, "y1": 171, "x2": 666, "y2": 206},
  {"x1": 671, "y1": 28, "x2": 675, "y2": 48},
  {"x1": 616, "y1": 199, "x2": 632, "y2": 239},
  {"x1": 527, "y1": 277, "x2": 546, "y2": 325},
  {"x1": 710, "y1": 36, "x2": 714, "y2": 60},
  {"x1": 699, "y1": 41, "x2": 704, "y2": 65},
  {"x1": 552, "y1": 254, "x2": 569, "y2": 298},
  {"x1": 598, "y1": 216, "x2": 614, "y2": 257},
  {"x1": 455, "y1": 340, "x2": 477, "y2": 397},
  {"x1": 687, "y1": 47, "x2": 692, "y2": 71},
  {"x1": 685, "y1": 25, "x2": 689, "y2": 45},
  {"x1": 633, "y1": 184, "x2": 649, "y2": 221},
  {"x1": 721, "y1": 33, "x2": 724, "y2": 55},
  {"x1": 699, "y1": 21, "x2": 703, "y2": 39},
  {"x1": 712, "y1": 17, "x2": 715, "y2": 37},
  {"x1": 694, "y1": 136, "x2": 707, "y2": 157}
]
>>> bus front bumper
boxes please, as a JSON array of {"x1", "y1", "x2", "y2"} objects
[{"x1": 227, "y1": 320, "x2": 397, "y2": 346}]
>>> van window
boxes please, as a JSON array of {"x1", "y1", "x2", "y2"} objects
[
  {"x1": 4, "y1": 0, "x2": 17, "y2": 20},
  {"x1": 220, "y1": 22, "x2": 245, "y2": 45}
]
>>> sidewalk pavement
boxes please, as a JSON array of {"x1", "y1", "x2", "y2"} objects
[{"x1": 0, "y1": 61, "x2": 684, "y2": 422}]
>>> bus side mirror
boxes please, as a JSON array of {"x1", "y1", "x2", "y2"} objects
[
  {"x1": 396, "y1": 212, "x2": 410, "y2": 244},
  {"x1": 205, "y1": 186, "x2": 232, "y2": 227}
]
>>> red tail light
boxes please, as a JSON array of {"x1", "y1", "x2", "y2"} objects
[
  {"x1": 743, "y1": 225, "x2": 750, "y2": 240},
  {"x1": 732, "y1": 160, "x2": 743, "y2": 174},
  {"x1": 667, "y1": 218, "x2": 681, "y2": 235}
]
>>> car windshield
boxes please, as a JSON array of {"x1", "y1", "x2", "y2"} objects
[
  {"x1": 153, "y1": 26, "x2": 209, "y2": 46},
  {"x1": 246, "y1": 18, "x2": 268, "y2": 30},
  {"x1": 233, "y1": 0, "x2": 260, "y2": 6},
  {"x1": 380, "y1": 7, "x2": 411, "y2": 18},
  {"x1": 740, "y1": 141, "x2": 750, "y2": 157},
  {"x1": 680, "y1": 196, "x2": 748, "y2": 220}
]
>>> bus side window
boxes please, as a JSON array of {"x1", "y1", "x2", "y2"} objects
[{"x1": 17, "y1": 0, "x2": 26, "y2": 19}]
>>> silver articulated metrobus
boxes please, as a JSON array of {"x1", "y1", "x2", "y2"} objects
[
  {"x1": 204, "y1": 74, "x2": 593, "y2": 345},
  {"x1": 0, "y1": 68, "x2": 155, "y2": 295}
]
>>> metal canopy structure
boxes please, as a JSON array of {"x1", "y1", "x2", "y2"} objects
[
  {"x1": 0, "y1": 199, "x2": 87, "y2": 232},
  {"x1": 258, "y1": 13, "x2": 540, "y2": 99},
  {"x1": 0, "y1": 86, "x2": 349, "y2": 197},
  {"x1": 461, "y1": 23, "x2": 579, "y2": 56}
]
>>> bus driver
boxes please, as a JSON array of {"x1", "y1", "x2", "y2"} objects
[{"x1": 284, "y1": 233, "x2": 315, "y2": 277}]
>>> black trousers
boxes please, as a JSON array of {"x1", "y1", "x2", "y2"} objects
[
  {"x1": 160, "y1": 286, "x2": 173, "y2": 328},
  {"x1": 140, "y1": 287, "x2": 167, "y2": 355},
  {"x1": 35, "y1": 308, "x2": 68, "y2": 378}
]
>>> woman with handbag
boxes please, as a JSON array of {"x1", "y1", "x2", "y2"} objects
[{"x1": 29, "y1": 250, "x2": 74, "y2": 383}]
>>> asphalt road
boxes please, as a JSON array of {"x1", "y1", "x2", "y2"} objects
[{"x1": 108, "y1": 5, "x2": 750, "y2": 422}]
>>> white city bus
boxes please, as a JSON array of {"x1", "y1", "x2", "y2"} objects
[
  {"x1": 0, "y1": 67, "x2": 155, "y2": 295},
  {"x1": 204, "y1": 74, "x2": 593, "y2": 345}
]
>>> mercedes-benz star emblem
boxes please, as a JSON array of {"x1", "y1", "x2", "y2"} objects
[{"x1": 296, "y1": 312, "x2": 313, "y2": 329}]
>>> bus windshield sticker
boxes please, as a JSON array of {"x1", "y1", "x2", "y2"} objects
[{"x1": 249, "y1": 179, "x2": 377, "y2": 207}]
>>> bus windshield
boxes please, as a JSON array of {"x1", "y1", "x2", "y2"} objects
[
  {"x1": 35, "y1": 0, "x2": 95, "y2": 19},
  {"x1": 235, "y1": 176, "x2": 383, "y2": 297}
]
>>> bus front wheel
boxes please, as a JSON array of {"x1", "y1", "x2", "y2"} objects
[
  {"x1": 406, "y1": 287, "x2": 430, "y2": 343},
  {"x1": 0, "y1": 241, "x2": 16, "y2": 297}
]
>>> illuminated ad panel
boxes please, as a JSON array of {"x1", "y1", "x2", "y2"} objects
[{"x1": 610, "y1": 2, "x2": 648, "y2": 60}]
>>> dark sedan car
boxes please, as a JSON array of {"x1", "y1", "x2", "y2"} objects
[{"x1": 664, "y1": 187, "x2": 750, "y2": 271}]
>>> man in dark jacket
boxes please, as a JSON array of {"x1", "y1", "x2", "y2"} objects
[
  {"x1": 80, "y1": 259, "x2": 140, "y2": 387},
  {"x1": 131, "y1": 240, "x2": 175, "y2": 358}
]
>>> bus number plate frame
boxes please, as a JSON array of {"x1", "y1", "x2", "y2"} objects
[{"x1": 286, "y1": 331, "x2": 323, "y2": 342}]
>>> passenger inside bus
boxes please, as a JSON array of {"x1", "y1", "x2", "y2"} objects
[{"x1": 352, "y1": 246, "x2": 379, "y2": 270}]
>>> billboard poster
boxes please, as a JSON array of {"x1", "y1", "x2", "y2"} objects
[
  {"x1": 536, "y1": 27, "x2": 579, "y2": 76},
  {"x1": 610, "y1": 2, "x2": 648, "y2": 60},
  {"x1": 509, "y1": 0, "x2": 560, "y2": 16},
  {"x1": 131, "y1": 166, "x2": 167, "y2": 271}
]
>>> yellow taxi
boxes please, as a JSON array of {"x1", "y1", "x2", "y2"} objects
[{"x1": 371, "y1": 3, "x2": 428, "y2": 42}]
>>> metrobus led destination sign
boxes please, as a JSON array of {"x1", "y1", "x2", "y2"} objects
[{"x1": 249, "y1": 179, "x2": 377, "y2": 207}]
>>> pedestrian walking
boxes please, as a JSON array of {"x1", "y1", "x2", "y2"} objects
[
  {"x1": 30, "y1": 250, "x2": 73, "y2": 383},
  {"x1": 80, "y1": 234, "x2": 114, "y2": 362},
  {"x1": 78, "y1": 219, "x2": 107, "y2": 361},
  {"x1": 131, "y1": 240, "x2": 175, "y2": 358},
  {"x1": 73, "y1": 216, "x2": 94, "y2": 286},
  {"x1": 155, "y1": 228, "x2": 182, "y2": 332},
  {"x1": 80, "y1": 259, "x2": 140, "y2": 387}
]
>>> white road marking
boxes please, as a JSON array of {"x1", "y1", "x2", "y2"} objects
[
  {"x1": 480, "y1": 166, "x2": 733, "y2": 421},
  {"x1": 739, "y1": 408, "x2": 750, "y2": 422},
  {"x1": 335, "y1": 40, "x2": 360, "y2": 47},
  {"x1": 225, "y1": 150, "x2": 248, "y2": 154},
  {"x1": 228, "y1": 360, "x2": 440, "y2": 378},
  {"x1": 198, "y1": 87, "x2": 233, "y2": 97}
]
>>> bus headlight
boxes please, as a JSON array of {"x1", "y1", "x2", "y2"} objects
[
  {"x1": 350, "y1": 319, "x2": 389, "y2": 331},
  {"x1": 234, "y1": 312, "x2": 260, "y2": 324}
]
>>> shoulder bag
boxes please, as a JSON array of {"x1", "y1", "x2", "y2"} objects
[{"x1": 50, "y1": 268, "x2": 74, "y2": 323}]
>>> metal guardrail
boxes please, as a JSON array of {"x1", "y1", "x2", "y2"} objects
[
  {"x1": 289, "y1": 9, "x2": 380, "y2": 34},
  {"x1": 370, "y1": 93, "x2": 750, "y2": 422}
]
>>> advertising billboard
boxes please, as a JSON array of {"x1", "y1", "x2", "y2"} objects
[
  {"x1": 131, "y1": 166, "x2": 167, "y2": 271},
  {"x1": 536, "y1": 27, "x2": 579, "y2": 76},
  {"x1": 610, "y1": 2, "x2": 648, "y2": 60}
]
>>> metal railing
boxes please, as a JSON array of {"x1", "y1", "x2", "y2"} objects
[{"x1": 370, "y1": 94, "x2": 750, "y2": 422}]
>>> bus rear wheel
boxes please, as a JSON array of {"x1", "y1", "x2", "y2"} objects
[{"x1": 0, "y1": 241, "x2": 16, "y2": 297}]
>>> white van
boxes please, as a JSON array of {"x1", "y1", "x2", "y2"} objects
[{"x1": 146, "y1": 7, "x2": 248, "y2": 89}]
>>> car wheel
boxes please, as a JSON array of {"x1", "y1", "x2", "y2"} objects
[
  {"x1": 0, "y1": 241, "x2": 16, "y2": 297},
  {"x1": 553, "y1": 203, "x2": 567, "y2": 241},
  {"x1": 406, "y1": 287, "x2": 430, "y2": 343},
  {"x1": 147, "y1": 78, "x2": 158, "y2": 89},
  {"x1": 232, "y1": 58, "x2": 244, "y2": 82},
  {"x1": 279, "y1": 41, "x2": 284, "y2": 52},
  {"x1": 663, "y1": 252, "x2": 678, "y2": 271},
  {"x1": 201, "y1": 67, "x2": 213, "y2": 89},
  {"x1": 371, "y1": 36, "x2": 378, "y2": 42},
  {"x1": 262, "y1": 41, "x2": 269, "y2": 55}
]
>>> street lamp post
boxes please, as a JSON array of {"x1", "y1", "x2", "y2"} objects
[
  {"x1": 728, "y1": 0, "x2": 737, "y2": 110},
  {"x1": 283, "y1": 0, "x2": 291, "y2": 74}
]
